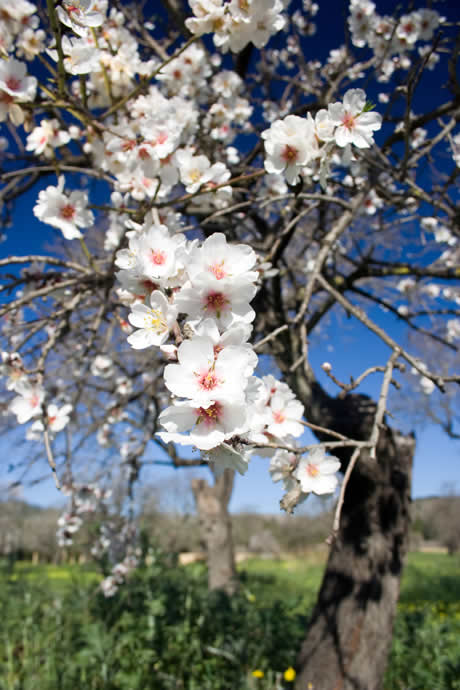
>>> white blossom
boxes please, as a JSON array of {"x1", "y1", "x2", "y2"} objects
[
  {"x1": 127, "y1": 291, "x2": 177, "y2": 349},
  {"x1": 293, "y1": 447, "x2": 341, "y2": 495},
  {"x1": 33, "y1": 176, "x2": 94, "y2": 240}
]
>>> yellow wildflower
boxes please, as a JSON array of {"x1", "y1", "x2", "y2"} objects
[
  {"x1": 284, "y1": 667, "x2": 296, "y2": 682},
  {"x1": 252, "y1": 669, "x2": 264, "y2": 679}
]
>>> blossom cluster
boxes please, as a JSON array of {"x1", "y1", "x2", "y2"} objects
[
  {"x1": 185, "y1": 0, "x2": 286, "y2": 52},
  {"x1": 56, "y1": 482, "x2": 111, "y2": 547},
  {"x1": 115, "y1": 224, "x2": 341, "y2": 499},
  {"x1": 1, "y1": 351, "x2": 72, "y2": 439},
  {"x1": 56, "y1": 481, "x2": 139, "y2": 597},
  {"x1": 262, "y1": 88, "x2": 382, "y2": 186},
  {"x1": 349, "y1": 1, "x2": 441, "y2": 55}
]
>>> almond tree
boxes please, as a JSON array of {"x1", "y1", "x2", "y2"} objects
[{"x1": 1, "y1": 1, "x2": 459, "y2": 687}]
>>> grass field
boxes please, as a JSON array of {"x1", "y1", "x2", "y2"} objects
[
  {"x1": 239, "y1": 550, "x2": 460, "y2": 607},
  {"x1": 1, "y1": 551, "x2": 459, "y2": 689},
  {"x1": 5, "y1": 549, "x2": 460, "y2": 604}
]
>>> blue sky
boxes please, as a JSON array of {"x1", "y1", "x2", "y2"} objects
[{"x1": 1, "y1": 0, "x2": 459, "y2": 513}]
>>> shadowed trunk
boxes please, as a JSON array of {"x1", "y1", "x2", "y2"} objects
[
  {"x1": 279, "y1": 340, "x2": 415, "y2": 690},
  {"x1": 191, "y1": 467, "x2": 238, "y2": 595},
  {"x1": 295, "y1": 420, "x2": 414, "y2": 690}
]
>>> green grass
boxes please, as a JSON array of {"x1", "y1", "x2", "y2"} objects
[
  {"x1": 238, "y1": 551, "x2": 460, "y2": 608},
  {"x1": 1, "y1": 551, "x2": 459, "y2": 690},
  {"x1": 399, "y1": 552, "x2": 460, "y2": 604},
  {"x1": 6, "y1": 551, "x2": 460, "y2": 605},
  {"x1": 2, "y1": 560, "x2": 101, "y2": 593},
  {"x1": 238, "y1": 555, "x2": 325, "y2": 612}
]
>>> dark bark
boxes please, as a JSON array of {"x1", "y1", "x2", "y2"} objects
[
  {"x1": 295, "y1": 422, "x2": 414, "y2": 690},
  {"x1": 191, "y1": 467, "x2": 238, "y2": 595},
  {"x1": 275, "y1": 335, "x2": 415, "y2": 690}
]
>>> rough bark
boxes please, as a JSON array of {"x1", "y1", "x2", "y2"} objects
[
  {"x1": 295, "y1": 422, "x2": 414, "y2": 690},
  {"x1": 191, "y1": 467, "x2": 238, "y2": 595},
  {"x1": 275, "y1": 335, "x2": 415, "y2": 690}
]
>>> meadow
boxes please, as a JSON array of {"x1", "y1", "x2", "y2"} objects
[{"x1": 1, "y1": 551, "x2": 460, "y2": 690}]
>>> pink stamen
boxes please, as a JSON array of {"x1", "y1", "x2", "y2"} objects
[
  {"x1": 6, "y1": 77, "x2": 21, "y2": 92},
  {"x1": 281, "y1": 144, "x2": 298, "y2": 162},
  {"x1": 196, "y1": 369, "x2": 219, "y2": 391},
  {"x1": 209, "y1": 261, "x2": 227, "y2": 280},
  {"x1": 196, "y1": 402, "x2": 222, "y2": 427},
  {"x1": 60, "y1": 204, "x2": 76, "y2": 220},
  {"x1": 342, "y1": 112, "x2": 356, "y2": 131},
  {"x1": 150, "y1": 249, "x2": 166, "y2": 266},
  {"x1": 204, "y1": 291, "x2": 228, "y2": 314}
]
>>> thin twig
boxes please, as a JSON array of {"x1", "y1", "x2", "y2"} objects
[{"x1": 44, "y1": 429, "x2": 61, "y2": 490}]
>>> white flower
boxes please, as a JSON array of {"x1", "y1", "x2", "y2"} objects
[
  {"x1": 419, "y1": 376, "x2": 435, "y2": 395},
  {"x1": 293, "y1": 447, "x2": 341, "y2": 495},
  {"x1": 1, "y1": 351, "x2": 26, "y2": 391},
  {"x1": 100, "y1": 575, "x2": 118, "y2": 597},
  {"x1": 314, "y1": 109, "x2": 335, "y2": 142},
  {"x1": 33, "y1": 176, "x2": 94, "y2": 240},
  {"x1": 184, "y1": 232, "x2": 258, "y2": 286},
  {"x1": 9, "y1": 380, "x2": 45, "y2": 424},
  {"x1": 192, "y1": 318, "x2": 258, "y2": 376},
  {"x1": 265, "y1": 392, "x2": 304, "y2": 439},
  {"x1": 0, "y1": 58, "x2": 37, "y2": 101},
  {"x1": 57, "y1": 512, "x2": 82, "y2": 533},
  {"x1": 176, "y1": 149, "x2": 213, "y2": 193},
  {"x1": 203, "y1": 443, "x2": 250, "y2": 476},
  {"x1": 26, "y1": 119, "x2": 71, "y2": 157},
  {"x1": 328, "y1": 89, "x2": 382, "y2": 149},
  {"x1": 185, "y1": 0, "x2": 228, "y2": 39},
  {"x1": 57, "y1": 0, "x2": 104, "y2": 37},
  {"x1": 30, "y1": 403, "x2": 73, "y2": 435},
  {"x1": 446, "y1": 319, "x2": 460, "y2": 343},
  {"x1": 417, "y1": 9, "x2": 440, "y2": 41},
  {"x1": 227, "y1": 0, "x2": 286, "y2": 51},
  {"x1": 91, "y1": 354, "x2": 114, "y2": 378},
  {"x1": 269, "y1": 449, "x2": 298, "y2": 491},
  {"x1": 17, "y1": 28, "x2": 46, "y2": 60},
  {"x1": 158, "y1": 398, "x2": 248, "y2": 450},
  {"x1": 175, "y1": 275, "x2": 257, "y2": 329},
  {"x1": 395, "y1": 13, "x2": 420, "y2": 46},
  {"x1": 127, "y1": 291, "x2": 177, "y2": 349},
  {"x1": 262, "y1": 114, "x2": 318, "y2": 185},
  {"x1": 131, "y1": 223, "x2": 186, "y2": 286},
  {"x1": 163, "y1": 334, "x2": 253, "y2": 406},
  {"x1": 54, "y1": 35, "x2": 102, "y2": 75}
]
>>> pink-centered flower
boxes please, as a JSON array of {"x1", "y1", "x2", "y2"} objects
[
  {"x1": 127, "y1": 290, "x2": 177, "y2": 349},
  {"x1": 157, "y1": 398, "x2": 248, "y2": 450},
  {"x1": 265, "y1": 392, "x2": 304, "y2": 438},
  {"x1": 0, "y1": 58, "x2": 37, "y2": 101},
  {"x1": 293, "y1": 447, "x2": 341, "y2": 495},
  {"x1": 175, "y1": 276, "x2": 256, "y2": 329},
  {"x1": 57, "y1": 0, "x2": 104, "y2": 37},
  {"x1": 30, "y1": 403, "x2": 73, "y2": 435},
  {"x1": 183, "y1": 232, "x2": 258, "y2": 286},
  {"x1": 163, "y1": 334, "x2": 253, "y2": 405},
  {"x1": 262, "y1": 114, "x2": 318, "y2": 185},
  {"x1": 9, "y1": 380, "x2": 45, "y2": 424},
  {"x1": 33, "y1": 176, "x2": 94, "y2": 240},
  {"x1": 328, "y1": 88, "x2": 382, "y2": 149}
]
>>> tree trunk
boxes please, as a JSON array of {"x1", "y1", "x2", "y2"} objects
[
  {"x1": 191, "y1": 467, "x2": 238, "y2": 595},
  {"x1": 295, "y1": 425, "x2": 414, "y2": 690},
  {"x1": 277, "y1": 336, "x2": 415, "y2": 690}
]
